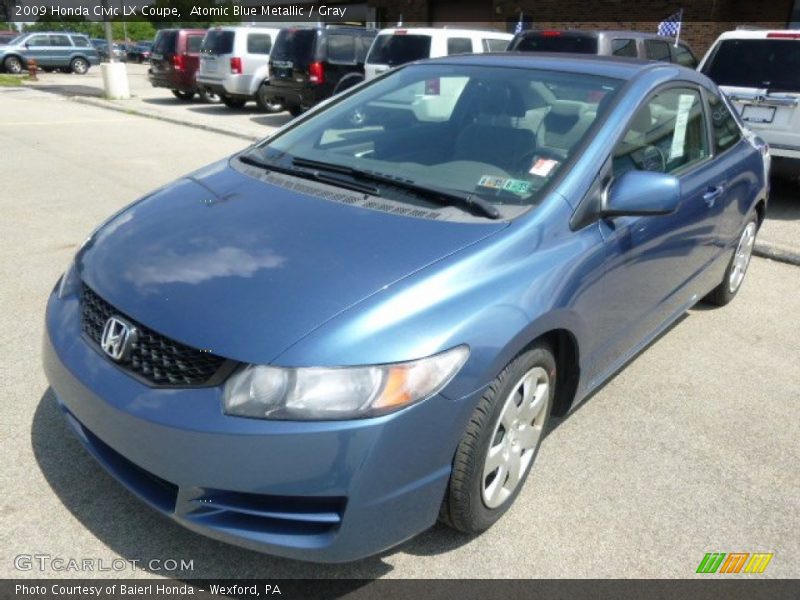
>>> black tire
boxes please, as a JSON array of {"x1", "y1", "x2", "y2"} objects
[
  {"x1": 705, "y1": 211, "x2": 759, "y2": 306},
  {"x1": 171, "y1": 89, "x2": 195, "y2": 101},
  {"x1": 220, "y1": 95, "x2": 247, "y2": 109},
  {"x1": 287, "y1": 105, "x2": 304, "y2": 117},
  {"x1": 334, "y1": 74, "x2": 363, "y2": 95},
  {"x1": 3, "y1": 56, "x2": 23, "y2": 75},
  {"x1": 255, "y1": 82, "x2": 283, "y2": 113},
  {"x1": 440, "y1": 343, "x2": 556, "y2": 534},
  {"x1": 70, "y1": 57, "x2": 89, "y2": 75},
  {"x1": 196, "y1": 88, "x2": 219, "y2": 103}
]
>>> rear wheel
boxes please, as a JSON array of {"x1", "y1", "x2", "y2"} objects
[
  {"x1": 220, "y1": 95, "x2": 247, "y2": 109},
  {"x1": 255, "y1": 82, "x2": 283, "y2": 113},
  {"x1": 3, "y1": 56, "x2": 23, "y2": 74},
  {"x1": 171, "y1": 89, "x2": 195, "y2": 101},
  {"x1": 70, "y1": 57, "x2": 89, "y2": 75},
  {"x1": 440, "y1": 343, "x2": 555, "y2": 534},
  {"x1": 706, "y1": 211, "x2": 758, "y2": 306},
  {"x1": 287, "y1": 105, "x2": 304, "y2": 117}
]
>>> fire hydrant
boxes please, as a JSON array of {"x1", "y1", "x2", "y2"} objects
[{"x1": 27, "y1": 58, "x2": 38, "y2": 80}]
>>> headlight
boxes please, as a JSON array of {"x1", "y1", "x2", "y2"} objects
[
  {"x1": 57, "y1": 258, "x2": 79, "y2": 299},
  {"x1": 223, "y1": 345, "x2": 469, "y2": 420}
]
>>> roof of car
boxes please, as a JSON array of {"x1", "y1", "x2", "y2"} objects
[
  {"x1": 425, "y1": 52, "x2": 681, "y2": 81},
  {"x1": 713, "y1": 28, "x2": 800, "y2": 40},
  {"x1": 378, "y1": 27, "x2": 513, "y2": 38}
]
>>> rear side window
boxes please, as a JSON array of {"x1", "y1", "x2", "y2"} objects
[
  {"x1": 708, "y1": 92, "x2": 741, "y2": 153},
  {"x1": 511, "y1": 33, "x2": 598, "y2": 54},
  {"x1": 271, "y1": 29, "x2": 317, "y2": 63},
  {"x1": 153, "y1": 30, "x2": 178, "y2": 54},
  {"x1": 447, "y1": 37, "x2": 473, "y2": 55},
  {"x1": 703, "y1": 39, "x2": 800, "y2": 92},
  {"x1": 247, "y1": 33, "x2": 272, "y2": 55},
  {"x1": 50, "y1": 35, "x2": 71, "y2": 47},
  {"x1": 326, "y1": 34, "x2": 355, "y2": 63},
  {"x1": 366, "y1": 34, "x2": 432, "y2": 65},
  {"x1": 201, "y1": 30, "x2": 234, "y2": 55},
  {"x1": 672, "y1": 43, "x2": 697, "y2": 68},
  {"x1": 482, "y1": 38, "x2": 510, "y2": 52},
  {"x1": 645, "y1": 40, "x2": 671, "y2": 61},
  {"x1": 611, "y1": 38, "x2": 637, "y2": 57},
  {"x1": 186, "y1": 35, "x2": 203, "y2": 53},
  {"x1": 72, "y1": 36, "x2": 90, "y2": 48}
]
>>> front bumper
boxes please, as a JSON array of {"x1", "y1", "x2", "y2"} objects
[{"x1": 43, "y1": 288, "x2": 477, "y2": 562}]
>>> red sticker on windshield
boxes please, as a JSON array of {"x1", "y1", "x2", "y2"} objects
[{"x1": 530, "y1": 158, "x2": 559, "y2": 177}]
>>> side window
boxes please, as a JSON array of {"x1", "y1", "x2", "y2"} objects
[
  {"x1": 186, "y1": 35, "x2": 203, "y2": 53},
  {"x1": 482, "y1": 38, "x2": 509, "y2": 52},
  {"x1": 50, "y1": 35, "x2": 72, "y2": 47},
  {"x1": 355, "y1": 36, "x2": 372, "y2": 62},
  {"x1": 27, "y1": 35, "x2": 50, "y2": 46},
  {"x1": 672, "y1": 43, "x2": 698, "y2": 68},
  {"x1": 645, "y1": 40, "x2": 671, "y2": 62},
  {"x1": 708, "y1": 92, "x2": 742, "y2": 153},
  {"x1": 246, "y1": 33, "x2": 271, "y2": 55},
  {"x1": 327, "y1": 34, "x2": 356, "y2": 63},
  {"x1": 613, "y1": 87, "x2": 709, "y2": 176},
  {"x1": 447, "y1": 37, "x2": 473, "y2": 55},
  {"x1": 611, "y1": 38, "x2": 637, "y2": 57},
  {"x1": 72, "y1": 37, "x2": 90, "y2": 48}
]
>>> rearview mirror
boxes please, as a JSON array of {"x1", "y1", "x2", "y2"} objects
[{"x1": 602, "y1": 170, "x2": 680, "y2": 218}]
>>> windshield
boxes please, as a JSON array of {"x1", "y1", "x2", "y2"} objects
[
  {"x1": 367, "y1": 34, "x2": 432, "y2": 65},
  {"x1": 152, "y1": 30, "x2": 177, "y2": 54},
  {"x1": 252, "y1": 64, "x2": 620, "y2": 220},
  {"x1": 271, "y1": 29, "x2": 317, "y2": 63},
  {"x1": 511, "y1": 33, "x2": 598, "y2": 54},
  {"x1": 703, "y1": 39, "x2": 800, "y2": 92},
  {"x1": 201, "y1": 30, "x2": 234, "y2": 55}
]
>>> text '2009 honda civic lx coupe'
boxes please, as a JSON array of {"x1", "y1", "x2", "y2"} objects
[{"x1": 44, "y1": 54, "x2": 768, "y2": 563}]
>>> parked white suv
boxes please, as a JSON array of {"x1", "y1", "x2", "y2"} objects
[
  {"x1": 197, "y1": 26, "x2": 282, "y2": 112},
  {"x1": 699, "y1": 29, "x2": 800, "y2": 177},
  {"x1": 365, "y1": 28, "x2": 513, "y2": 81}
]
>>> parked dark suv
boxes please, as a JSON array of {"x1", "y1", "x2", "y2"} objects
[
  {"x1": 264, "y1": 26, "x2": 377, "y2": 116},
  {"x1": 508, "y1": 30, "x2": 698, "y2": 68},
  {"x1": 148, "y1": 29, "x2": 215, "y2": 102}
]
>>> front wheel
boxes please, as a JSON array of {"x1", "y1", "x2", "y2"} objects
[
  {"x1": 196, "y1": 88, "x2": 219, "y2": 103},
  {"x1": 255, "y1": 82, "x2": 283, "y2": 113},
  {"x1": 171, "y1": 89, "x2": 195, "y2": 101},
  {"x1": 70, "y1": 57, "x2": 89, "y2": 75},
  {"x1": 705, "y1": 211, "x2": 758, "y2": 306},
  {"x1": 440, "y1": 343, "x2": 555, "y2": 534},
  {"x1": 3, "y1": 56, "x2": 23, "y2": 74}
]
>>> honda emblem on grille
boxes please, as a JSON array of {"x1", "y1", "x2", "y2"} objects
[{"x1": 100, "y1": 316, "x2": 137, "y2": 362}]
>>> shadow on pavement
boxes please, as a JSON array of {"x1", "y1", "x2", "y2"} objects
[
  {"x1": 767, "y1": 176, "x2": 799, "y2": 222},
  {"x1": 32, "y1": 388, "x2": 472, "y2": 578},
  {"x1": 27, "y1": 84, "x2": 103, "y2": 98},
  {"x1": 251, "y1": 114, "x2": 293, "y2": 128}
]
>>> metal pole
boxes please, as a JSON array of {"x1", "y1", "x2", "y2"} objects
[{"x1": 102, "y1": 0, "x2": 115, "y2": 62}]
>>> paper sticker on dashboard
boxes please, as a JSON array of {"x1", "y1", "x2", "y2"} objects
[{"x1": 530, "y1": 158, "x2": 559, "y2": 177}]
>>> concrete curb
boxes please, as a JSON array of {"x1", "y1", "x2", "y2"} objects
[
  {"x1": 754, "y1": 241, "x2": 800, "y2": 267},
  {"x1": 71, "y1": 96, "x2": 260, "y2": 143}
]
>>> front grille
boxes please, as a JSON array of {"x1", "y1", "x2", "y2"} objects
[{"x1": 81, "y1": 284, "x2": 231, "y2": 387}]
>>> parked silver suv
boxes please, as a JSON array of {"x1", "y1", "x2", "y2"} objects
[
  {"x1": 1, "y1": 32, "x2": 99, "y2": 74},
  {"x1": 196, "y1": 26, "x2": 282, "y2": 112}
]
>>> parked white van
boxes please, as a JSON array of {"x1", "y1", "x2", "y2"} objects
[
  {"x1": 364, "y1": 28, "x2": 513, "y2": 81},
  {"x1": 197, "y1": 26, "x2": 282, "y2": 112},
  {"x1": 699, "y1": 29, "x2": 800, "y2": 176}
]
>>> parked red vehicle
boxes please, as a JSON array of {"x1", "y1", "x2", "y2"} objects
[{"x1": 148, "y1": 29, "x2": 216, "y2": 102}]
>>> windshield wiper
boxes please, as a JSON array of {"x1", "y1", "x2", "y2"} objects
[
  {"x1": 237, "y1": 152, "x2": 379, "y2": 196},
  {"x1": 292, "y1": 157, "x2": 502, "y2": 220}
]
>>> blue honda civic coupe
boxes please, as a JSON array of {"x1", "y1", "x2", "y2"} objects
[{"x1": 44, "y1": 54, "x2": 768, "y2": 562}]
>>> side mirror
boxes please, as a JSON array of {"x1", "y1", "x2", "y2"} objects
[{"x1": 602, "y1": 170, "x2": 681, "y2": 218}]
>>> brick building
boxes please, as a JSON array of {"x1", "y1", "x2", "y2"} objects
[{"x1": 367, "y1": 0, "x2": 800, "y2": 55}]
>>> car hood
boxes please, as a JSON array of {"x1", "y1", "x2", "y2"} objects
[{"x1": 78, "y1": 159, "x2": 507, "y2": 364}]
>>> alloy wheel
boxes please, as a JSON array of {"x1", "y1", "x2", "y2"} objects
[{"x1": 729, "y1": 221, "x2": 756, "y2": 294}]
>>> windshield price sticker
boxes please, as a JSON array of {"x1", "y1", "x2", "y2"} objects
[{"x1": 670, "y1": 93, "x2": 696, "y2": 160}]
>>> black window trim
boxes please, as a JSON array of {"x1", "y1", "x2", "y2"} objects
[{"x1": 700, "y1": 85, "x2": 745, "y2": 160}]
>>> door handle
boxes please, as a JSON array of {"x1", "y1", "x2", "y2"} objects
[{"x1": 703, "y1": 185, "x2": 724, "y2": 207}]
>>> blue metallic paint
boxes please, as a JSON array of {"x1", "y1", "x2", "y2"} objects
[{"x1": 43, "y1": 54, "x2": 767, "y2": 562}]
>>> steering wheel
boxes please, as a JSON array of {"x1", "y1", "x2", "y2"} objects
[{"x1": 632, "y1": 145, "x2": 667, "y2": 173}]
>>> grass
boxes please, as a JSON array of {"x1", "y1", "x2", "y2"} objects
[{"x1": 0, "y1": 74, "x2": 29, "y2": 87}]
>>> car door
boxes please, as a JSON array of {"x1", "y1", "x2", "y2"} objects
[
  {"x1": 24, "y1": 34, "x2": 51, "y2": 66},
  {"x1": 593, "y1": 85, "x2": 720, "y2": 378},
  {"x1": 49, "y1": 34, "x2": 72, "y2": 68}
]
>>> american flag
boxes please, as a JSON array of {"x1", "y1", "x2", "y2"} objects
[{"x1": 658, "y1": 10, "x2": 683, "y2": 38}]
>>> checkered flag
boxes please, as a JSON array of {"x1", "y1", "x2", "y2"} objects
[
  {"x1": 514, "y1": 12, "x2": 524, "y2": 35},
  {"x1": 658, "y1": 9, "x2": 683, "y2": 41}
]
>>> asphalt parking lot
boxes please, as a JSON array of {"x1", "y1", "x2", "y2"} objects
[{"x1": 0, "y1": 85, "x2": 799, "y2": 580}]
